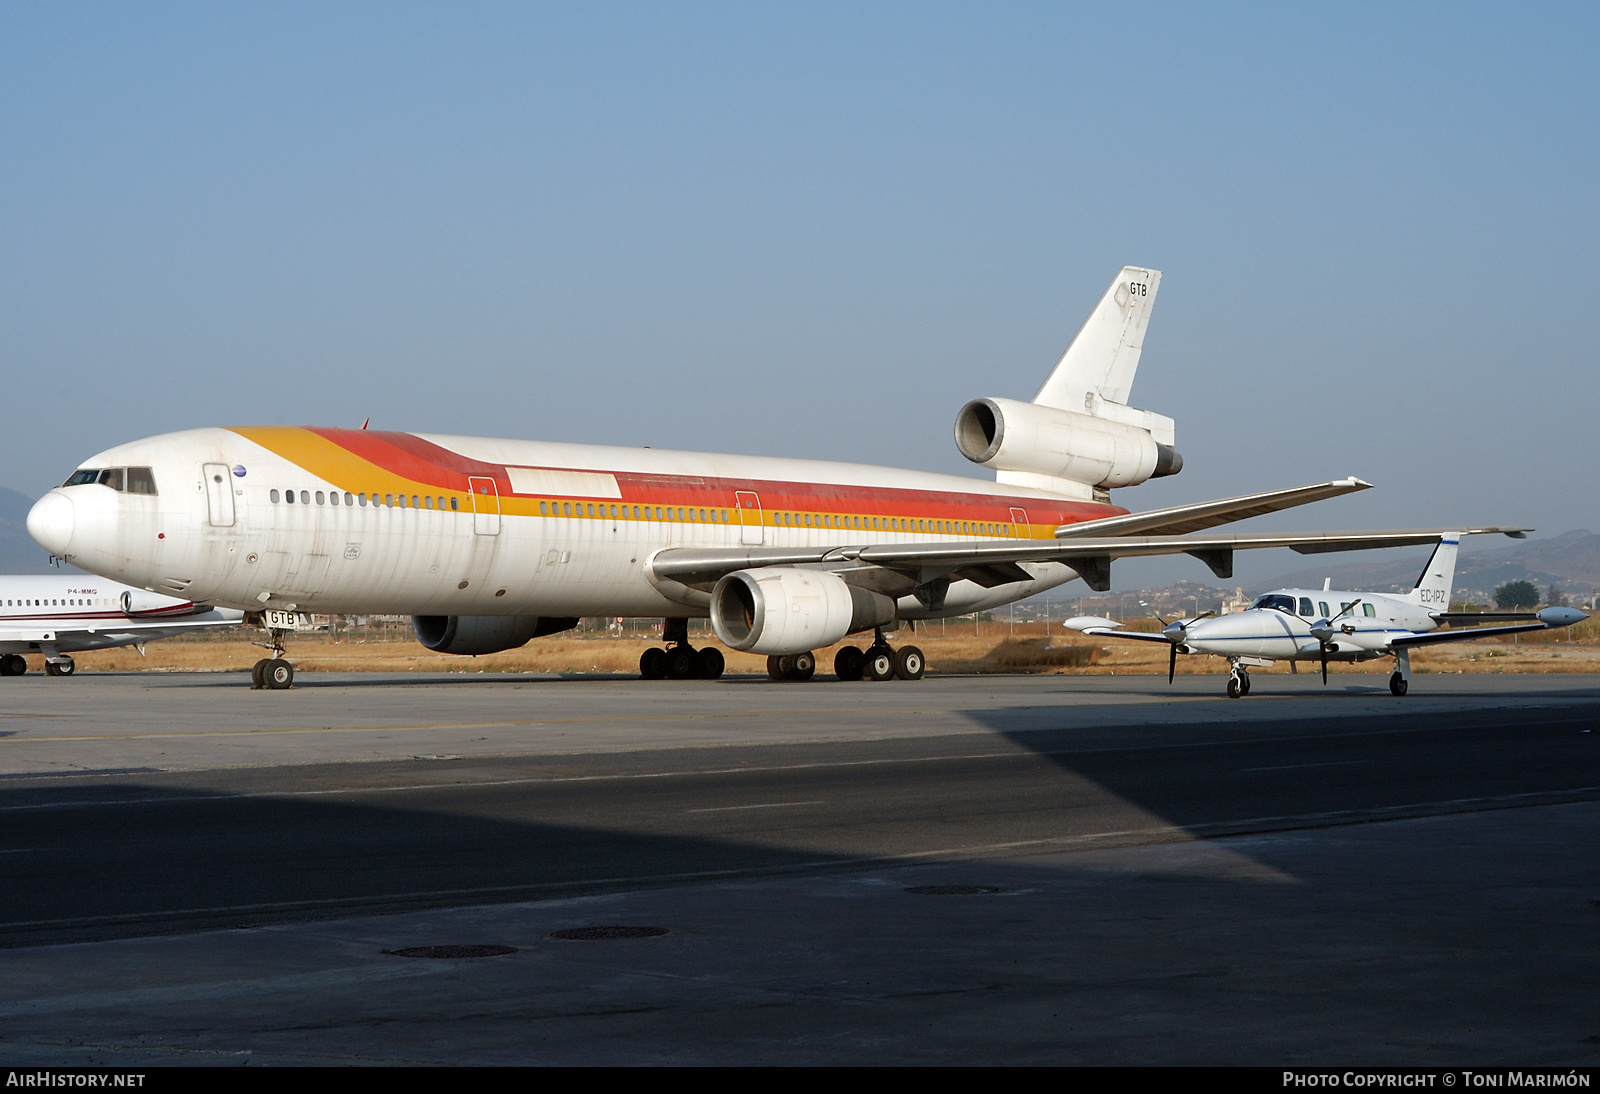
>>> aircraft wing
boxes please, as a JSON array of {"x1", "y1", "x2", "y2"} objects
[
  {"x1": 650, "y1": 528, "x2": 1527, "y2": 592},
  {"x1": 0, "y1": 610, "x2": 243, "y2": 647},
  {"x1": 1052, "y1": 478, "x2": 1373, "y2": 538},
  {"x1": 1390, "y1": 608, "x2": 1588, "y2": 649},
  {"x1": 1060, "y1": 618, "x2": 1175, "y2": 645}
]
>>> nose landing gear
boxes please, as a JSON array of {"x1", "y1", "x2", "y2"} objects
[
  {"x1": 1226, "y1": 662, "x2": 1251, "y2": 698},
  {"x1": 250, "y1": 625, "x2": 295, "y2": 690}
]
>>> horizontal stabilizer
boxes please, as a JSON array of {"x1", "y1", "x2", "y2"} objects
[{"x1": 1055, "y1": 478, "x2": 1371, "y2": 538}]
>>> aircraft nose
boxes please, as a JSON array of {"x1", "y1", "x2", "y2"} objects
[{"x1": 27, "y1": 492, "x2": 74, "y2": 557}]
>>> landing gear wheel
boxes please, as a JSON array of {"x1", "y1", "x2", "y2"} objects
[
  {"x1": 1239, "y1": 671, "x2": 1251, "y2": 696},
  {"x1": 251, "y1": 658, "x2": 271, "y2": 689},
  {"x1": 640, "y1": 647, "x2": 667, "y2": 680},
  {"x1": 893, "y1": 645, "x2": 925, "y2": 681},
  {"x1": 666, "y1": 646, "x2": 697, "y2": 679},
  {"x1": 1389, "y1": 673, "x2": 1408, "y2": 697},
  {"x1": 1226, "y1": 673, "x2": 1243, "y2": 699},
  {"x1": 696, "y1": 647, "x2": 725, "y2": 680},
  {"x1": 865, "y1": 645, "x2": 895, "y2": 682},
  {"x1": 788, "y1": 650, "x2": 816, "y2": 681},
  {"x1": 834, "y1": 646, "x2": 865, "y2": 682},
  {"x1": 263, "y1": 659, "x2": 294, "y2": 690},
  {"x1": 45, "y1": 657, "x2": 74, "y2": 677},
  {"x1": 767, "y1": 655, "x2": 785, "y2": 681},
  {"x1": 0, "y1": 654, "x2": 26, "y2": 676}
]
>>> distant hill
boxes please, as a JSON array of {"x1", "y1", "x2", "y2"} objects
[
  {"x1": 0, "y1": 487, "x2": 88, "y2": 575},
  {"x1": 1262, "y1": 529, "x2": 1600, "y2": 601}
]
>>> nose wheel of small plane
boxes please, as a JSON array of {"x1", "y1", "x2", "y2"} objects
[
  {"x1": 44, "y1": 656, "x2": 75, "y2": 677},
  {"x1": 1226, "y1": 665, "x2": 1250, "y2": 698},
  {"x1": 1389, "y1": 672, "x2": 1408, "y2": 697}
]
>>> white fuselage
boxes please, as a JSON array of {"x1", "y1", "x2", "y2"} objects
[
  {"x1": 27, "y1": 426, "x2": 1121, "y2": 623},
  {"x1": 0, "y1": 574, "x2": 241, "y2": 657},
  {"x1": 1182, "y1": 589, "x2": 1437, "y2": 662}
]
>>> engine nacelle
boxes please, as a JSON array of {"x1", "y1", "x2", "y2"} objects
[
  {"x1": 954, "y1": 396, "x2": 1181, "y2": 489},
  {"x1": 121, "y1": 589, "x2": 193, "y2": 618},
  {"x1": 710, "y1": 568, "x2": 895, "y2": 656},
  {"x1": 411, "y1": 615, "x2": 579, "y2": 656}
]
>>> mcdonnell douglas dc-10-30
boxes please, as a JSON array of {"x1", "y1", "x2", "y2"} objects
[
  {"x1": 26, "y1": 267, "x2": 1527, "y2": 689},
  {"x1": 1067, "y1": 534, "x2": 1586, "y2": 696}
]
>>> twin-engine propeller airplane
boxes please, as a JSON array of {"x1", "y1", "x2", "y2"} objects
[
  {"x1": 1067, "y1": 534, "x2": 1587, "y2": 696},
  {"x1": 0, "y1": 573, "x2": 243, "y2": 677},
  {"x1": 25, "y1": 266, "x2": 1526, "y2": 689}
]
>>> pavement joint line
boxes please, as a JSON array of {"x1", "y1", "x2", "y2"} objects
[
  {"x1": 0, "y1": 712, "x2": 1590, "y2": 811},
  {"x1": 3, "y1": 786, "x2": 1596, "y2": 942}
]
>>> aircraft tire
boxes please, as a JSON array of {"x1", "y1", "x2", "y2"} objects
[
  {"x1": 45, "y1": 658, "x2": 73, "y2": 677},
  {"x1": 666, "y1": 646, "x2": 697, "y2": 679},
  {"x1": 640, "y1": 647, "x2": 667, "y2": 680},
  {"x1": 767, "y1": 655, "x2": 785, "y2": 681},
  {"x1": 696, "y1": 646, "x2": 725, "y2": 680},
  {"x1": 251, "y1": 658, "x2": 270, "y2": 688},
  {"x1": 0, "y1": 654, "x2": 25, "y2": 677},
  {"x1": 1239, "y1": 673, "x2": 1251, "y2": 696},
  {"x1": 263, "y1": 659, "x2": 294, "y2": 690},
  {"x1": 834, "y1": 646, "x2": 865, "y2": 681},
  {"x1": 1389, "y1": 673, "x2": 1408, "y2": 697},
  {"x1": 1226, "y1": 674, "x2": 1242, "y2": 699},
  {"x1": 893, "y1": 645, "x2": 926, "y2": 681},
  {"x1": 865, "y1": 645, "x2": 895, "y2": 682},
  {"x1": 789, "y1": 651, "x2": 816, "y2": 681}
]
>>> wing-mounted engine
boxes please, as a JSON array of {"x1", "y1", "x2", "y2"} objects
[
  {"x1": 954, "y1": 264, "x2": 1181, "y2": 497},
  {"x1": 710, "y1": 568, "x2": 895, "y2": 656},
  {"x1": 412, "y1": 615, "x2": 579, "y2": 656}
]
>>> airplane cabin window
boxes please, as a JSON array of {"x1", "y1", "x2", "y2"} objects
[
  {"x1": 329, "y1": 492, "x2": 339, "y2": 506},
  {"x1": 299, "y1": 490, "x2": 310, "y2": 504},
  {"x1": 270, "y1": 490, "x2": 281, "y2": 503},
  {"x1": 285, "y1": 489, "x2": 295, "y2": 504},
  {"x1": 562, "y1": 502, "x2": 571, "y2": 516},
  {"x1": 384, "y1": 494, "x2": 393, "y2": 506},
  {"x1": 1364, "y1": 604, "x2": 1377, "y2": 617},
  {"x1": 316, "y1": 492, "x2": 325, "y2": 505},
  {"x1": 1319, "y1": 602, "x2": 1330, "y2": 617},
  {"x1": 358, "y1": 493, "x2": 367, "y2": 507},
  {"x1": 634, "y1": 506, "x2": 641, "y2": 518},
  {"x1": 588, "y1": 503, "x2": 595, "y2": 517},
  {"x1": 344, "y1": 492, "x2": 353, "y2": 505},
  {"x1": 63, "y1": 469, "x2": 100, "y2": 487},
  {"x1": 450, "y1": 498, "x2": 458, "y2": 510},
  {"x1": 540, "y1": 501, "x2": 548, "y2": 515},
  {"x1": 126, "y1": 467, "x2": 158, "y2": 495},
  {"x1": 1299, "y1": 598, "x2": 1314, "y2": 616}
]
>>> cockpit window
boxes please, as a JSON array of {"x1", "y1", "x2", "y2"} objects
[
  {"x1": 126, "y1": 467, "x2": 157, "y2": 495},
  {"x1": 97, "y1": 468, "x2": 125, "y2": 492},
  {"x1": 63, "y1": 469, "x2": 100, "y2": 487},
  {"x1": 1251, "y1": 594, "x2": 1297, "y2": 613}
]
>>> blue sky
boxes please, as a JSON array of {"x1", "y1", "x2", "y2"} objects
[{"x1": 3, "y1": 3, "x2": 1595, "y2": 587}]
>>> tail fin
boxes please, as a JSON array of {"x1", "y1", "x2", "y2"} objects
[
  {"x1": 1033, "y1": 266, "x2": 1161, "y2": 411},
  {"x1": 1410, "y1": 534, "x2": 1461, "y2": 610}
]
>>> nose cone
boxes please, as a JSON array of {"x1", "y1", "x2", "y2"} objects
[{"x1": 27, "y1": 492, "x2": 74, "y2": 557}]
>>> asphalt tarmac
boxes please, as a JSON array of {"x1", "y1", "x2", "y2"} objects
[{"x1": 0, "y1": 670, "x2": 1596, "y2": 1064}]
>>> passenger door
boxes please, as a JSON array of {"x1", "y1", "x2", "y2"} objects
[
  {"x1": 468, "y1": 477, "x2": 501, "y2": 535},
  {"x1": 202, "y1": 464, "x2": 235, "y2": 528},
  {"x1": 735, "y1": 491, "x2": 764, "y2": 546}
]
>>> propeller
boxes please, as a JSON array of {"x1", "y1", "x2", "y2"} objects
[
  {"x1": 1308, "y1": 600, "x2": 1361, "y2": 684},
  {"x1": 1155, "y1": 611, "x2": 1214, "y2": 684}
]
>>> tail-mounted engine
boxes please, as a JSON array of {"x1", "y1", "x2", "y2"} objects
[
  {"x1": 710, "y1": 568, "x2": 895, "y2": 656},
  {"x1": 954, "y1": 396, "x2": 1181, "y2": 491},
  {"x1": 412, "y1": 615, "x2": 579, "y2": 656}
]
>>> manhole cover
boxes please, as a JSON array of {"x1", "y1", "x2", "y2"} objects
[
  {"x1": 548, "y1": 925, "x2": 670, "y2": 941},
  {"x1": 383, "y1": 945, "x2": 518, "y2": 959},
  {"x1": 904, "y1": 885, "x2": 1002, "y2": 896}
]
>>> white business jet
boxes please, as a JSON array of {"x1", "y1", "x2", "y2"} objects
[
  {"x1": 25, "y1": 267, "x2": 1518, "y2": 689},
  {"x1": 1067, "y1": 534, "x2": 1587, "y2": 697},
  {"x1": 0, "y1": 572, "x2": 243, "y2": 677}
]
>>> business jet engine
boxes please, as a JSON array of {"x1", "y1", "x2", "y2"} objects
[
  {"x1": 411, "y1": 615, "x2": 579, "y2": 656},
  {"x1": 710, "y1": 568, "x2": 896, "y2": 656},
  {"x1": 954, "y1": 396, "x2": 1181, "y2": 489},
  {"x1": 120, "y1": 589, "x2": 195, "y2": 618}
]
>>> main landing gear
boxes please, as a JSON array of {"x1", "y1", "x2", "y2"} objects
[
  {"x1": 828, "y1": 629, "x2": 926, "y2": 683},
  {"x1": 0, "y1": 654, "x2": 26, "y2": 677},
  {"x1": 251, "y1": 628, "x2": 295, "y2": 690},
  {"x1": 639, "y1": 618, "x2": 725, "y2": 680},
  {"x1": 1226, "y1": 662, "x2": 1252, "y2": 699},
  {"x1": 43, "y1": 656, "x2": 76, "y2": 677}
]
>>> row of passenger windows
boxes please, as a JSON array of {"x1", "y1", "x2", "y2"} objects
[
  {"x1": 62, "y1": 467, "x2": 158, "y2": 495},
  {"x1": 265, "y1": 490, "x2": 1013, "y2": 535},
  {"x1": 270, "y1": 489, "x2": 461, "y2": 511},
  {"x1": 1254, "y1": 594, "x2": 1379, "y2": 619},
  {"x1": 5, "y1": 598, "x2": 105, "y2": 608}
]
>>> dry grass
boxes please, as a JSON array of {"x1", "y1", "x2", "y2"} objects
[{"x1": 20, "y1": 618, "x2": 1599, "y2": 677}]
